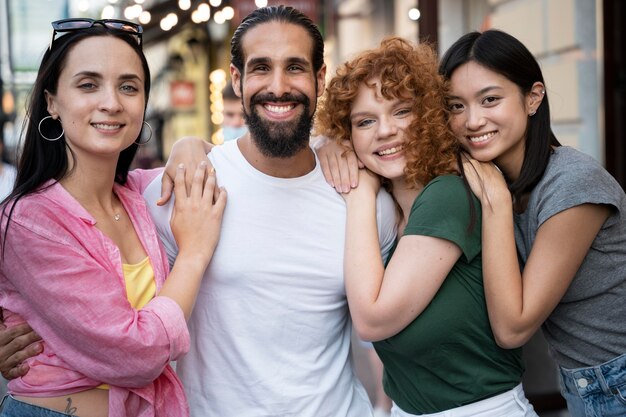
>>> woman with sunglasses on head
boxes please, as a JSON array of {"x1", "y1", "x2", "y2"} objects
[
  {"x1": 439, "y1": 30, "x2": 626, "y2": 417},
  {"x1": 0, "y1": 19, "x2": 226, "y2": 417},
  {"x1": 316, "y1": 37, "x2": 537, "y2": 417}
]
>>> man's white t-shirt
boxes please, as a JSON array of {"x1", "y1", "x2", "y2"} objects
[{"x1": 143, "y1": 140, "x2": 397, "y2": 417}]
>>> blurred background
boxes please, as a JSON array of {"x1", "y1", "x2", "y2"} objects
[{"x1": 0, "y1": 1, "x2": 624, "y2": 416}]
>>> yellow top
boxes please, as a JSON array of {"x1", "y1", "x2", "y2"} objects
[{"x1": 97, "y1": 257, "x2": 156, "y2": 390}]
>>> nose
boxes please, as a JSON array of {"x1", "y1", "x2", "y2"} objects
[
  {"x1": 378, "y1": 116, "x2": 398, "y2": 138},
  {"x1": 465, "y1": 107, "x2": 486, "y2": 131},
  {"x1": 267, "y1": 70, "x2": 290, "y2": 98},
  {"x1": 99, "y1": 87, "x2": 124, "y2": 113}
]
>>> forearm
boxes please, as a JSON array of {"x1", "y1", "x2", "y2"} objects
[
  {"x1": 344, "y1": 193, "x2": 389, "y2": 341},
  {"x1": 159, "y1": 248, "x2": 214, "y2": 320},
  {"x1": 481, "y1": 197, "x2": 530, "y2": 347}
]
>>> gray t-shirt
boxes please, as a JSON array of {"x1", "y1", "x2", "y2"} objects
[{"x1": 514, "y1": 146, "x2": 626, "y2": 369}]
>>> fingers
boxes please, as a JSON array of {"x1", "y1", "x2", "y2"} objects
[
  {"x1": 3, "y1": 362, "x2": 31, "y2": 380},
  {"x1": 173, "y1": 164, "x2": 187, "y2": 203},
  {"x1": 190, "y1": 162, "x2": 208, "y2": 201},
  {"x1": 157, "y1": 172, "x2": 174, "y2": 206},
  {"x1": 212, "y1": 185, "x2": 228, "y2": 217},
  {"x1": 0, "y1": 323, "x2": 43, "y2": 380},
  {"x1": 345, "y1": 150, "x2": 360, "y2": 190}
]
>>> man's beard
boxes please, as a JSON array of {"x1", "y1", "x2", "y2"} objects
[{"x1": 243, "y1": 92, "x2": 314, "y2": 158}]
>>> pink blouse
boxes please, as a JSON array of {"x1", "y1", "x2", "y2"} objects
[{"x1": 0, "y1": 169, "x2": 190, "y2": 417}]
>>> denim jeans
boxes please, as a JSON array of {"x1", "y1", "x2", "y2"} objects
[
  {"x1": 0, "y1": 395, "x2": 73, "y2": 417},
  {"x1": 559, "y1": 352, "x2": 626, "y2": 417}
]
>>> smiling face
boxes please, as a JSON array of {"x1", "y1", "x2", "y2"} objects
[
  {"x1": 45, "y1": 36, "x2": 145, "y2": 163},
  {"x1": 350, "y1": 79, "x2": 413, "y2": 182},
  {"x1": 447, "y1": 61, "x2": 533, "y2": 177},
  {"x1": 231, "y1": 21, "x2": 326, "y2": 158}
]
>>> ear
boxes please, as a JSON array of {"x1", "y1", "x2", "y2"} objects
[
  {"x1": 316, "y1": 64, "x2": 327, "y2": 98},
  {"x1": 44, "y1": 90, "x2": 58, "y2": 119},
  {"x1": 230, "y1": 64, "x2": 242, "y2": 98},
  {"x1": 526, "y1": 82, "x2": 545, "y2": 116}
]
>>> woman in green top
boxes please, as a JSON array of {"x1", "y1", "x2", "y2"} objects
[{"x1": 316, "y1": 37, "x2": 537, "y2": 417}]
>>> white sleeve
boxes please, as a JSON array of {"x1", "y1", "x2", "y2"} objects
[
  {"x1": 142, "y1": 172, "x2": 179, "y2": 268},
  {"x1": 375, "y1": 189, "x2": 398, "y2": 263}
]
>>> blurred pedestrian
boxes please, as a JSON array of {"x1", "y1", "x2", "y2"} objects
[{"x1": 217, "y1": 80, "x2": 247, "y2": 143}]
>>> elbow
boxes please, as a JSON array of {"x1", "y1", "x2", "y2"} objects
[
  {"x1": 492, "y1": 328, "x2": 533, "y2": 349},
  {"x1": 353, "y1": 320, "x2": 394, "y2": 343}
]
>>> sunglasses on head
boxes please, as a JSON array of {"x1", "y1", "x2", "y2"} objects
[{"x1": 50, "y1": 18, "x2": 143, "y2": 50}]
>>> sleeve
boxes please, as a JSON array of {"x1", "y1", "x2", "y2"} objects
[
  {"x1": 404, "y1": 175, "x2": 481, "y2": 262},
  {"x1": 533, "y1": 150, "x2": 624, "y2": 229},
  {"x1": 141, "y1": 171, "x2": 180, "y2": 268},
  {"x1": 126, "y1": 168, "x2": 164, "y2": 194},
  {"x1": 0, "y1": 218, "x2": 189, "y2": 388},
  {"x1": 375, "y1": 189, "x2": 398, "y2": 263}
]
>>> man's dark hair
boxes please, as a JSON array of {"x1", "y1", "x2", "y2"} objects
[{"x1": 230, "y1": 5, "x2": 324, "y2": 75}]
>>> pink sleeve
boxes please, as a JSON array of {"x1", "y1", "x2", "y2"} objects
[
  {"x1": 126, "y1": 168, "x2": 164, "y2": 194},
  {"x1": 0, "y1": 220, "x2": 190, "y2": 388}
]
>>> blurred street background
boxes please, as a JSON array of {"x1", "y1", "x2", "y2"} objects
[{"x1": 1, "y1": 1, "x2": 624, "y2": 416}]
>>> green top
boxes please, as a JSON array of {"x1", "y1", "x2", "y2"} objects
[{"x1": 373, "y1": 175, "x2": 523, "y2": 414}]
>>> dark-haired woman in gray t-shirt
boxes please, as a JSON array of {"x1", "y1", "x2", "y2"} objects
[{"x1": 441, "y1": 29, "x2": 626, "y2": 417}]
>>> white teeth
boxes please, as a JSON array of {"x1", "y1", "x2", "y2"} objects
[
  {"x1": 378, "y1": 145, "x2": 403, "y2": 156},
  {"x1": 468, "y1": 132, "x2": 495, "y2": 143},
  {"x1": 265, "y1": 104, "x2": 294, "y2": 114},
  {"x1": 93, "y1": 123, "x2": 121, "y2": 130}
]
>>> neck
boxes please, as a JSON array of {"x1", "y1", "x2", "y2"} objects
[
  {"x1": 238, "y1": 133, "x2": 316, "y2": 178},
  {"x1": 60, "y1": 157, "x2": 118, "y2": 211},
  {"x1": 390, "y1": 178, "x2": 423, "y2": 225}
]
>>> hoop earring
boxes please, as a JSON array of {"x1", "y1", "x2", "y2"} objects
[
  {"x1": 38, "y1": 116, "x2": 64, "y2": 141},
  {"x1": 135, "y1": 121, "x2": 153, "y2": 145}
]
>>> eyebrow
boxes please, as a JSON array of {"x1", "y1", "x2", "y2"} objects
[
  {"x1": 448, "y1": 85, "x2": 502, "y2": 100},
  {"x1": 350, "y1": 99, "x2": 410, "y2": 120},
  {"x1": 350, "y1": 111, "x2": 371, "y2": 120},
  {"x1": 72, "y1": 71, "x2": 142, "y2": 81},
  {"x1": 246, "y1": 56, "x2": 311, "y2": 69}
]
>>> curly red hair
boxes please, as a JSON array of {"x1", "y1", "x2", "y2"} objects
[{"x1": 316, "y1": 37, "x2": 458, "y2": 188}]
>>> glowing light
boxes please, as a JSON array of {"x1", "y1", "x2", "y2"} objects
[
  {"x1": 77, "y1": 0, "x2": 89, "y2": 12},
  {"x1": 124, "y1": 4, "x2": 143, "y2": 20},
  {"x1": 222, "y1": 6, "x2": 234, "y2": 20},
  {"x1": 408, "y1": 8, "x2": 421, "y2": 21},
  {"x1": 178, "y1": 0, "x2": 191, "y2": 10},
  {"x1": 209, "y1": 69, "x2": 227, "y2": 84},
  {"x1": 255, "y1": 0, "x2": 268, "y2": 7},
  {"x1": 160, "y1": 13, "x2": 179, "y2": 31},
  {"x1": 101, "y1": 5, "x2": 115, "y2": 18},
  {"x1": 197, "y1": 3, "x2": 211, "y2": 21},
  {"x1": 139, "y1": 11, "x2": 151, "y2": 24},
  {"x1": 214, "y1": 10, "x2": 225, "y2": 24},
  {"x1": 209, "y1": 0, "x2": 222, "y2": 6}
]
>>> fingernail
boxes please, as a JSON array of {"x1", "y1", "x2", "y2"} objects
[
  {"x1": 210, "y1": 167, "x2": 215, "y2": 174},
  {"x1": 351, "y1": 181, "x2": 357, "y2": 188}
]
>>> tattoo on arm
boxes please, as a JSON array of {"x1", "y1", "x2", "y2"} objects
[{"x1": 64, "y1": 397, "x2": 77, "y2": 415}]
